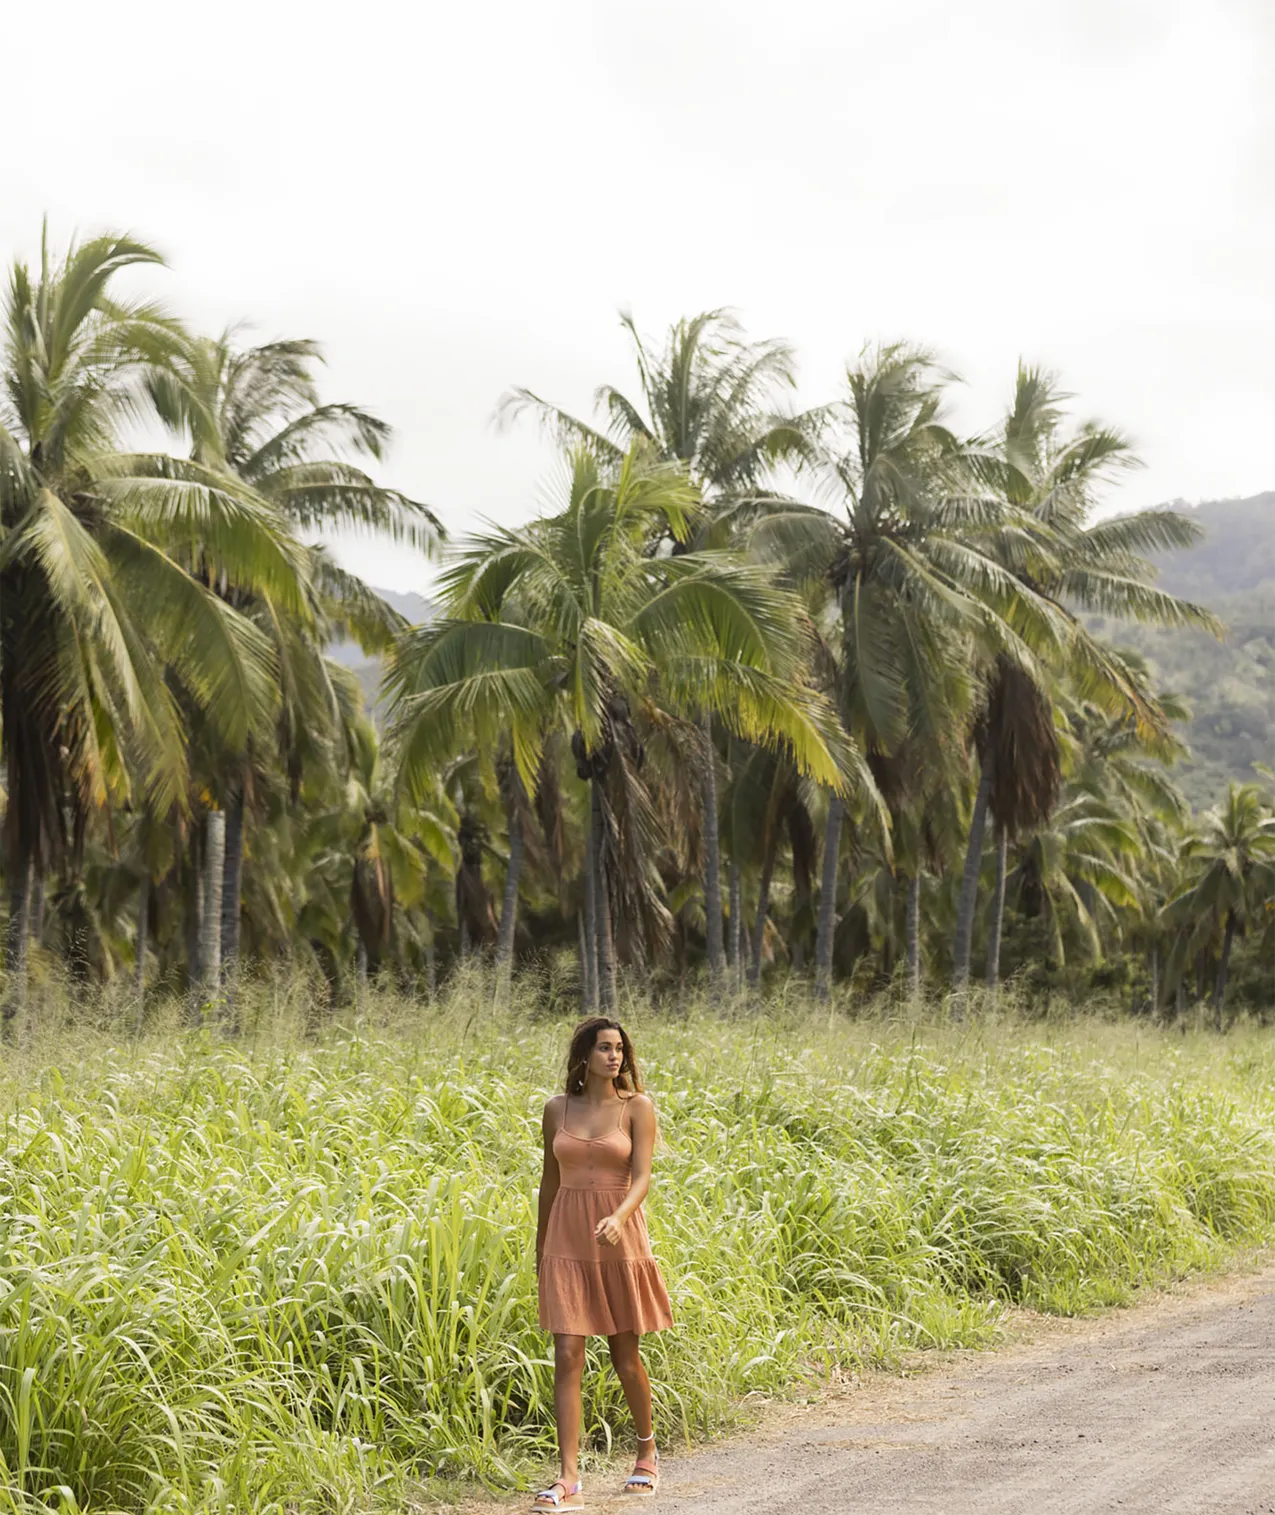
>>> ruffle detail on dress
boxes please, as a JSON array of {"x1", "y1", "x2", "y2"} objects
[{"x1": 537, "y1": 1254, "x2": 674, "y2": 1336}]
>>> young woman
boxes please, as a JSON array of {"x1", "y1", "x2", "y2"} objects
[{"x1": 532, "y1": 1016, "x2": 674, "y2": 1509}]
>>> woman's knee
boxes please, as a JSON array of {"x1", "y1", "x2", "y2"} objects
[
  {"x1": 607, "y1": 1332, "x2": 643, "y2": 1376},
  {"x1": 555, "y1": 1334, "x2": 587, "y2": 1373}
]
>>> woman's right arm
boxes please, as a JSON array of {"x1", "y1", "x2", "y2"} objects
[{"x1": 535, "y1": 1095, "x2": 563, "y2": 1272}]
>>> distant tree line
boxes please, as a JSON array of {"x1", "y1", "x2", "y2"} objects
[{"x1": 2, "y1": 231, "x2": 1271, "y2": 1029}]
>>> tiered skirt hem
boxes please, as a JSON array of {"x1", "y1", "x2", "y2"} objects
[{"x1": 537, "y1": 1254, "x2": 674, "y2": 1336}]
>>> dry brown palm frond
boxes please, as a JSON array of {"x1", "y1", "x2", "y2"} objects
[{"x1": 982, "y1": 655, "x2": 1061, "y2": 839}]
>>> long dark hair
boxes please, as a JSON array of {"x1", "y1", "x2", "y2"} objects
[{"x1": 563, "y1": 1016, "x2": 643, "y2": 1096}]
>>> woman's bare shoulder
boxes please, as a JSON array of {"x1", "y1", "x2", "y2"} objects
[
  {"x1": 542, "y1": 1092, "x2": 567, "y2": 1119},
  {"x1": 623, "y1": 1091, "x2": 656, "y2": 1113}
]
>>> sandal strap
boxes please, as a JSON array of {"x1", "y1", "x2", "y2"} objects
[
  {"x1": 534, "y1": 1476, "x2": 580, "y2": 1504},
  {"x1": 626, "y1": 1441, "x2": 658, "y2": 1491}
]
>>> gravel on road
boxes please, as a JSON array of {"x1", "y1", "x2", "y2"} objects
[{"x1": 645, "y1": 1259, "x2": 1275, "y2": 1515}]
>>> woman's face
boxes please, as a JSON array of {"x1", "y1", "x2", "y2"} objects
[{"x1": 588, "y1": 1028, "x2": 625, "y2": 1082}]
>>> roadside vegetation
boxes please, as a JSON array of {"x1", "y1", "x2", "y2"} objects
[{"x1": 2, "y1": 985, "x2": 1275, "y2": 1512}]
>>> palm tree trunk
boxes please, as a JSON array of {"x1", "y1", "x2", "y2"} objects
[
  {"x1": 2, "y1": 854, "x2": 34, "y2": 1028},
  {"x1": 581, "y1": 826, "x2": 598, "y2": 1013},
  {"x1": 29, "y1": 870, "x2": 44, "y2": 948},
  {"x1": 201, "y1": 811, "x2": 226, "y2": 1002},
  {"x1": 575, "y1": 910, "x2": 591, "y2": 1008},
  {"x1": 985, "y1": 825, "x2": 1008, "y2": 993},
  {"x1": 700, "y1": 712, "x2": 725, "y2": 986},
  {"x1": 135, "y1": 873, "x2": 150, "y2": 1001},
  {"x1": 424, "y1": 930, "x2": 437, "y2": 998},
  {"x1": 952, "y1": 754, "x2": 994, "y2": 990},
  {"x1": 748, "y1": 841, "x2": 777, "y2": 986},
  {"x1": 220, "y1": 792, "x2": 245, "y2": 982},
  {"x1": 727, "y1": 860, "x2": 742, "y2": 986},
  {"x1": 495, "y1": 772, "x2": 526, "y2": 991},
  {"x1": 905, "y1": 872, "x2": 921, "y2": 1000},
  {"x1": 1213, "y1": 911, "x2": 1236, "y2": 1031},
  {"x1": 1149, "y1": 942, "x2": 1159, "y2": 1015},
  {"x1": 185, "y1": 827, "x2": 205, "y2": 1022},
  {"x1": 814, "y1": 793, "x2": 844, "y2": 1001},
  {"x1": 592, "y1": 779, "x2": 616, "y2": 1012}
]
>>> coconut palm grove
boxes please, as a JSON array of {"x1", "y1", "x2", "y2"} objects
[{"x1": 1, "y1": 229, "x2": 1272, "y2": 1029}]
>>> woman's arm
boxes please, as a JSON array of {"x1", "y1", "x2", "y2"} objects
[
  {"x1": 595, "y1": 1094, "x2": 656, "y2": 1245},
  {"x1": 535, "y1": 1095, "x2": 563, "y2": 1271}
]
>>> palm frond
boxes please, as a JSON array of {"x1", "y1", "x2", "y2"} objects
[
  {"x1": 104, "y1": 522, "x2": 279, "y2": 754},
  {"x1": 90, "y1": 453, "x2": 313, "y2": 615},
  {"x1": 494, "y1": 386, "x2": 625, "y2": 461},
  {"x1": 1079, "y1": 507, "x2": 1203, "y2": 561},
  {"x1": 308, "y1": 546, "x2": 409, "y2": 654},
  {"x1": 241, "y1": 403, "x2": 393, "y2": 475}
]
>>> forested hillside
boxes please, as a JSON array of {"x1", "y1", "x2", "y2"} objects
[{"x1": 1090, "y1": 494, "x2": 1274, "y2": 807}]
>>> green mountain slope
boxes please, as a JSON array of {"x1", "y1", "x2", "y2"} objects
[
  {"x1": 1089, "y1": 493, "x2": 1274, "y2": 808},
  {"x1": 329, "y1": 589, "x2": 434, "y2": 715}
]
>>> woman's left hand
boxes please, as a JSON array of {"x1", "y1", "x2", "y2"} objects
[{"x1": 594, "y1": 1213, "x2": 624, "y2": 1246}]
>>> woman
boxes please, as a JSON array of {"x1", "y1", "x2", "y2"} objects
[{"x1": 532, "y1": 1016, "x2": 674, "y2": 1508}]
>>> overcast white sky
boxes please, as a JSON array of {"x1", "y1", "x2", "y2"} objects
[{"x1": 5, "y1": 0, "x2": 1272, "y2": 592}]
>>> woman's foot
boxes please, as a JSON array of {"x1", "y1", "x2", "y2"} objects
[
  {"x1": 623, "y1": 1434, "x2": 659, "y2": 1498},
  {"x1": 531, "y1": 1473, "x2": 584, "y2": 1509}
]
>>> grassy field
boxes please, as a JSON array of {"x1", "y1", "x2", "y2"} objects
[{"x1": 2, "y1": 978, "x2": 1275, "y2": 1514}]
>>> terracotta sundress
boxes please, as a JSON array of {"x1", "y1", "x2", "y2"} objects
[{"x1": 538, "y1": 1094, "x2": 674, "y2": 1337}]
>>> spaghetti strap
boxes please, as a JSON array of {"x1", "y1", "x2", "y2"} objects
[{"x1": 560, "y1": 1093, "x2": 626, "y2": 1139}]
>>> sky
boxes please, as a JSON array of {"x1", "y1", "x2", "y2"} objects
[{"x1": 4, "y1": 0, "x2": 1272, "y2": 593}]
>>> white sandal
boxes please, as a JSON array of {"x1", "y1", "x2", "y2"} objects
[
  {"x1": 531, "y1": 1474, "x2": 585, "y2": 1510},
  {"x1": 623, "y1": 1434, "x2": 659, "y2": 1497}
]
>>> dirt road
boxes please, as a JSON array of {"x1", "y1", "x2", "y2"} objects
[{"x1": 586, "y1": 1260, "x2": 1275, "y2": 1515}]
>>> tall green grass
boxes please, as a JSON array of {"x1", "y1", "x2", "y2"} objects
[{"x1": 2, "y1": 983, "x2": 1275, "y2": 1513}]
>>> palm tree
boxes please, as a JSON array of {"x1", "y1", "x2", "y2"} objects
[
  {"x1": 1005, "y1": 790, "x2": 1142, "y2": 969},
  {"x1": 499, "y1": 310, "x2": 812, "y2": 985},
  {"x1": 0, "y1": 230, "x2": 287, "y2": 1021},
  {"x1": 388, "y1": 444, "x2": 863, "y2": 1009},
  {"x1": 750, "y1": 344, "x2": 1056, "y2": 998},
  {"x1": 721, "y1": 743, "x2": 811, "y2": 985},
  {"x1": 981, "y1": 676, "x2": 1190, "y2": 997},
  {"x1": 148, "y1": 330, "x2": 443, "y2": 981},
  {"x1": 883, "y1": 761, "x2": 968, "y2": 998},
  {"x1": 950, "y1": 366, "x2": 1221, "y2": 990},
  {"x1": 1050, "y1": 683, "x2": 1191, "y2": 1004},
  {"x1": 1164, "y1": 783, "x2": 1275, "y2": 1028}
]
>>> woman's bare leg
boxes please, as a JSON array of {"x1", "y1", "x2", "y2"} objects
[
  {"x1": 545, "y1": 1333, "x2": 585, "y2": 1493},
  {"x1": 607, "y1": 1331, "x2": 654, "y2": 1444}
]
